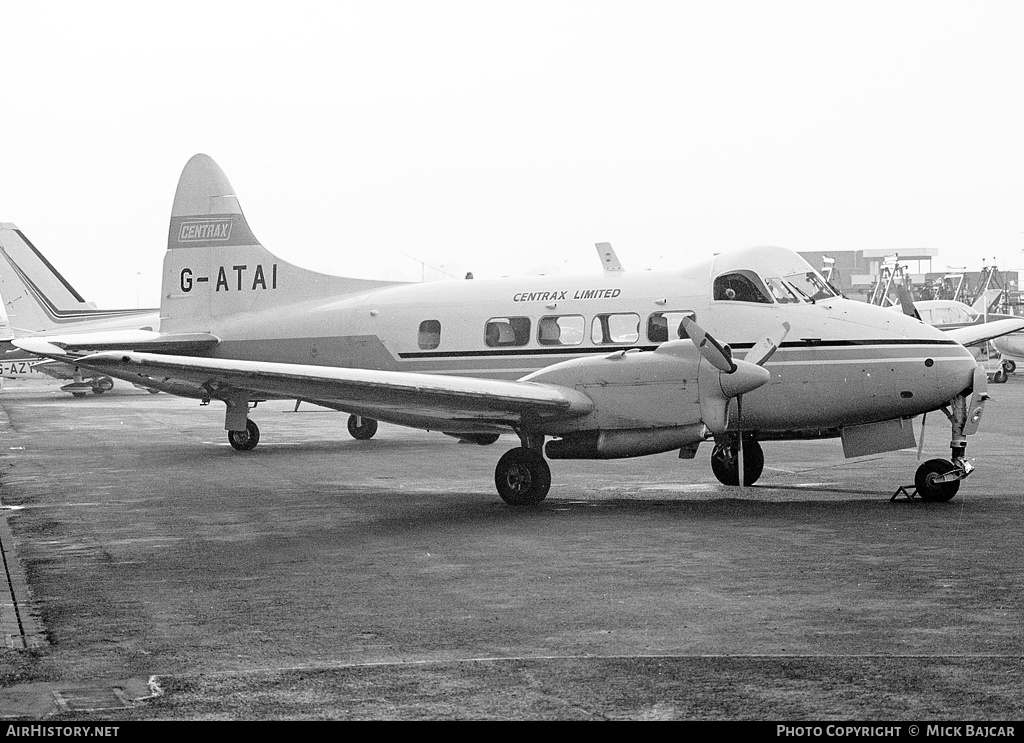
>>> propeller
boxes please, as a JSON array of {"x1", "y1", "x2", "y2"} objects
[{"x1": 681, "y1": 317, "x2": 790, "y2": 486}]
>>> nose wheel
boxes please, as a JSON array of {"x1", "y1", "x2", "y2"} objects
[{"x1": 913, "y1": 458, "x2": 967, "y2": 502}]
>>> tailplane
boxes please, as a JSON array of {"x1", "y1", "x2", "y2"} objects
[{"x1": 161, "y1": 154, "x2": 405, "y2": 333}]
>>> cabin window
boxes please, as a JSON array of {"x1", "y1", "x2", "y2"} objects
[
  {"x1": 647, "y1": 311, "x2": 696, "y2": 342},
  {"x1": 591, "y1": 312, "x2": 641, "y2": 344},
  {"x1": 485, "y1": 316, "x2": 531, "y2": 347},
  {"x1": 538, "y1": 315, "x2": 585, "y2": 346},
  {"x1": 418, "y1": 319, "x2": 441, "y2": 350},
  {"x1": 713, "y1": 271, "x2": 773, "y2": 303}
]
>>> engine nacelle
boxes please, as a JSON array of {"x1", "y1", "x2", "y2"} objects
[{"x1": 546, "y1": 424, "x2": 708, "y2": 459}]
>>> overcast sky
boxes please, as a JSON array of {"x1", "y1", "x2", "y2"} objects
[{"x1": 1, "y1": 1, "x2": 1022, "y2": 308}]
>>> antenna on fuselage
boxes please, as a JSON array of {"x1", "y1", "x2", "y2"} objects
[{"x1": 595, "y1": 242, "x2": 624, "y2": 272}]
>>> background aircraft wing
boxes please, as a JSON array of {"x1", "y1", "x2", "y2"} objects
[
  {"x1": 68, "y1": 351, "x2": 595, "y2": 428},
  {"x1": 943, "y1": 318, "x2": 1024, "y2": 347}
]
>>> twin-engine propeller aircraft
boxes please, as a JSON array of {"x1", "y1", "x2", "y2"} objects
[
  {"x1": 14, "y1": 154, "x2": 989, "y2": 505},
  {"x1": 0, "y1": 223, "x2": 161, "y2": 395}
]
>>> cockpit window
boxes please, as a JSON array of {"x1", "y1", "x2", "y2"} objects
[
  {"x1": 782, "y1": 271, "x2": 837, "y2": 302},
  {"x1": 713, "y1": 271, "x2": 773, "y2": 304},
  {"x1": 764, "y1": 277, "x2": 801, "y2": 304}
]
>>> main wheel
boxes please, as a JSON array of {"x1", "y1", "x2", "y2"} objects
[
  {"x1": 710, "y1": 437, "x2": 765, "y2": 486},
  {"x1": 92, "y1": 376, "x2": 114, "y2": 393},
  {"x1": 347, "y1": 415, "x2": 378, "y2": 440},
  {"x1": 1003, "y1": 359, "x2": 1016, "y2": 374},
  {"x1": 915, "y1": 458, "x2": 960, "y2": 502},
  {"x1": 993, "y1": 367, "x2": 1008, "y2": 384},
  {"x1": 228, "y1": 419, "x2": 261, "y2": 451},
  {"x1": 494, "y1": 448, "x2": 551, "y2": 506}
]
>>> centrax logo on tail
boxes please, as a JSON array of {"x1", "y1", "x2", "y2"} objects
[{"x1": 14, "y1": 154, "x2": 993, "y2": 505}]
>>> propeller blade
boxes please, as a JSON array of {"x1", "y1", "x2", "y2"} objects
[
  {"x1": 736, "y1": 395, "x2": 745, "y2": 490},
  {"x1": 917, "y1": 412, "x2": 926, "y2": 461},
  {"x1": 895, "y1": 285, "x2": 921, "y2": 320},
  {"x1": 680, "y1": 317, "x2": 735, "y2": 373},
  {"x1": 744, "y1": 322, "x2": 791, "y2": 367}
]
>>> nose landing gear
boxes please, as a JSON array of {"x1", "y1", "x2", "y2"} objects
[{"x1": 896, "y1": 378, "x2": 985, "y2": 503}]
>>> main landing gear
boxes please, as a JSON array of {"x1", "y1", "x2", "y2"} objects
[
  {"x1": 710, "y1": 435, "x2": 764, "y2": 486},
  {"x1": 228, "y1": 419, "x2": 260, "y2": 451},
  {"x1": 347, "y1": 415, "x2": 378, "y2": 440},
  {"x1": 494, "y1": 431, "x2": 551, "y2": 506}
]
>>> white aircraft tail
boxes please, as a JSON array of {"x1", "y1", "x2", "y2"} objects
[
  {"x1": 0, "y1": 223, "x2": 152, "y2": 335},
  {"x1": 161, "y1": 154, "x2": 405, "y2": 333}
]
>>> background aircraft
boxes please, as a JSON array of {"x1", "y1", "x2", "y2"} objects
[
  {"x1": 893, "y1": 290, "x2": 1024, "y2": 383},
  {"x1": 14, "y1": 154, "x2": 988, "y2": 505},
  {"x1": 0, "y1": 223, "x2": 160, "y2": 395}
]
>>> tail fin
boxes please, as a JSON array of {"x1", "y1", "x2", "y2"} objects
[
  {"x1": 161, "y1": 154, "x2": 404, "y2": 333},
  {"x1": 0, "y1": 224, "x2": 153, "y2": 334}
]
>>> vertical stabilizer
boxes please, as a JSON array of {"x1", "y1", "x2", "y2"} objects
[
  {"x1": 161, "y1": 154, "x2": 405, "y2": 333},
  {"x1": 0, "y1": 224, "x2": 150, "y2": 334}
]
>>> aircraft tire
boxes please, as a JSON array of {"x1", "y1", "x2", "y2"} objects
[
  {"x1": 71, "y1": 391, "x2": 88, "y2": 398},
  {"x1": 993, "y1": 368, "x2": 1008, "y2": 384},
  {"x1": 347, "y1": 415, "x2": 378, "y2": 440},
  {"x1": 711, "y1": 437, "x2": 764, "y2": 486},
  {"x1": 1003, "y1": 359, "x2": 1016, "y2": 374},
  {"x1": 94, "y1": 376, "x2": 114, "y2": 392},
  {"x1": 228, "y1": 420, "x2": 261, "y2": 451},
  {"x1": 914, "y1": 458, "x2": 960, "y2": 502},
  {"x1": 495, "y1": 448, "x2": 551, "y2": 506}
]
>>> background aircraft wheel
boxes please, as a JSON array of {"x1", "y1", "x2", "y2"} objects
[
  {"x1": 993, "y1": 367, "x2": 1008, "y2": 384},
  {"x1": 71, "y1": 391, "x2": 88, "y2": 398},
  {"x1": 710, "y1": 437, "x2": 765, "y2": 486},
  {"x1": 914, "y1": 458, "x2": 960, "y2": 502},
  {"x1": 1003, "y1": 359, "x2": 1016, "y2": 374},
  {"x1": 228, "y1": 420, "x2": 261, "y2": 451},
  {"x1": 347, "y1": 415, "x2": 378, "y2": 440},
  {"x1": 494, "y1": 448, "x2": 551, "y2": 506},
  {"x1": 93, "y1": 376, "x2": 114, "y2": 393}
]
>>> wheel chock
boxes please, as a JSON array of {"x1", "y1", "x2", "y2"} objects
[{"x1": 891, "y1": 485, "x2": 920, "y2": 502}]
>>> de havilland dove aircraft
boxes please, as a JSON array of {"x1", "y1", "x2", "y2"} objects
[
  {"x1": 14, "y1": 154, "x2": 990, "y2": 505},
  {"x1": 0, "y1": 223, "x2": 161, "y2": 395}
]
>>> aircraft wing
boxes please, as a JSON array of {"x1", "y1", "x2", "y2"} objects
[
  {"x1": 69, "y1": 351, "x2": 595, "y2": 428},
  {"x1": 943, "y1": 318, "x2": 1024, "y2": 347}
]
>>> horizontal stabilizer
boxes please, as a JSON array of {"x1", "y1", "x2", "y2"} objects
[{"x1": 13, "y1": 330, "x2": 220, "y2": 358}]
